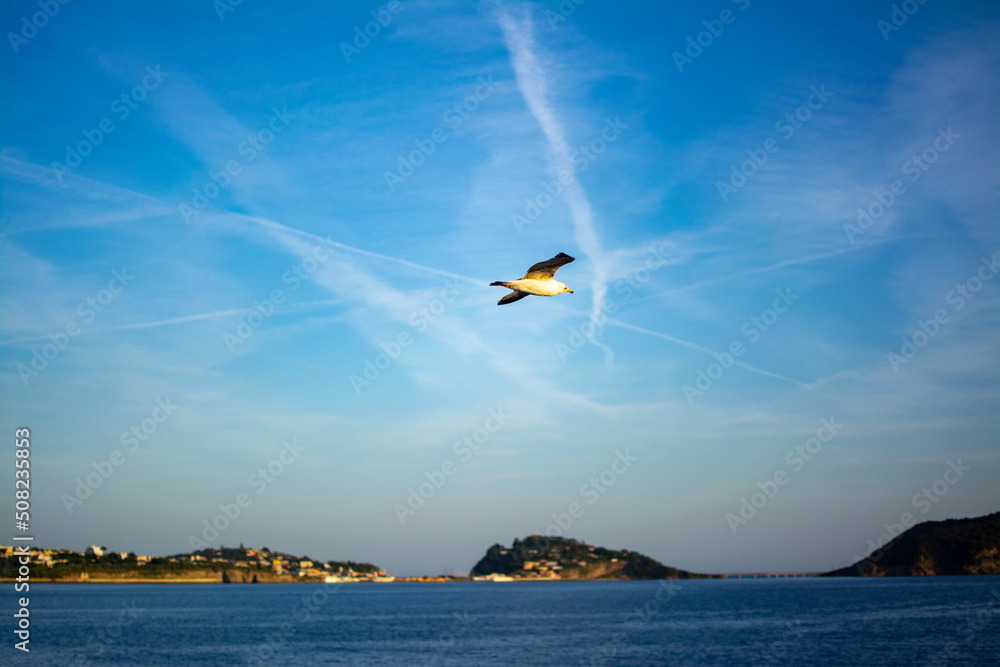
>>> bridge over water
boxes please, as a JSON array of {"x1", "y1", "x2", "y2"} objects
[{"x1": 719, "y1": 572, "x2": 819, "y2": 579}]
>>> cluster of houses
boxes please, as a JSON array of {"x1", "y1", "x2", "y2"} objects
[
  {"x1": 1, "y1": 544, "x2": 153, "y2": 567},
  {"x1": 472, "y1": 543, "x2": 626, "y2": 580},
  {"x1": 185, "y1": 548, "x2": 342, "y2": 578},
  {"x1": 1, "y1": 545, "x2": 391, "y2": 581},
  {"x1": 183, "y1": 547, "x2": 394, "y2": 580},
  {"x1": 470, "y1": 561, "x2": 568, "y2": 581},
  {"x1": 519, "y1": 560, "x2": 564, "y2": 578}
]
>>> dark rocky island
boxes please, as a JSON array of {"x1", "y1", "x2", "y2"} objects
[
  {"x1": 823, "y1": 511, "x2": 1000, "y2": 577},
  {"x1": 470, "y1": 535, "x2": 712, "y2": 580}
]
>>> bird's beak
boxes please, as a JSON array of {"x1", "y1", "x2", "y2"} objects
[{"x1": 567, "y1": 289, "x2": 574, "y2": 293}]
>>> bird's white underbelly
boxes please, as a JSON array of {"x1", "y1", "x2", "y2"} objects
[{"x1": 505, "y1": 279, "x2": 565, "y2": 296}]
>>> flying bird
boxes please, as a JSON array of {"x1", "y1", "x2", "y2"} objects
[{"x1": 491, "y1": 252, "x2": 575, "y2": 305}]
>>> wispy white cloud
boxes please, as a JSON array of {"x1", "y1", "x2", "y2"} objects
[
  {"x1": 1, "y1": 155, "x2": 174, "y2": 231},
  {"x1": 244, "y1": 215, "x2": 485, "y2": 287},
  {"x1": 3, "y1": 136, "x2": 613, "y2": 416},
  {"x1": 605, "y1": 317, "x2": 805, "y2": 387},
  {"x1": 630, "y1": 235, "x2": 926, "y2": 305},
  {"x1": 496, "y1": 4, "x2": 614, "y2": 361}
]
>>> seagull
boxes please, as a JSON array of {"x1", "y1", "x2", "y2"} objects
[{"x1": 491, "y1": 253, "x2": 575, "y2": 305}]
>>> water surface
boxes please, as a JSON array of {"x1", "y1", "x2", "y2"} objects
[{"x1": 3, "y1": 577, "x2": 998, "y2": 666}]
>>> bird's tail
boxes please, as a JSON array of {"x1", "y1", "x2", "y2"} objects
[{"x1": 490, "y1": 281, "x2": 511, "y2": 287}]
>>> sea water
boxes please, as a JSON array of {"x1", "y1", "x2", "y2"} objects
[{"x1": 2, "y1": 577, "x2": 998, "y2": 666}]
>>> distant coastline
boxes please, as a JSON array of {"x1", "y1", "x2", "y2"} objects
[
  {"x1": 0, "y1": 545, "x2": 387, "y2": 585},
  {"x1": 5, "y1": 511, "x2": 997, "y2": 583}
]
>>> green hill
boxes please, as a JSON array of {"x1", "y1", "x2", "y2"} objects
[
  {"x1": 470, "y1": 535, "x2": 711, "y2": 580},
  {"x1": 0, "y1": 544, "x2": 382, "y2": 582},
  {"x1": 823, "y1": 512, "x2": 1000, "y2": 577}
]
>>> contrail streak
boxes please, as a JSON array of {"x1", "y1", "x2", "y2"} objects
[{"x1": 604, "y1": 317, "x2": 805, "y2": 386}]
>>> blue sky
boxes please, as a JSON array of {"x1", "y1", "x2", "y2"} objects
[{"x1": 1, "y1": 0, "x2": 997, "y2": 576}]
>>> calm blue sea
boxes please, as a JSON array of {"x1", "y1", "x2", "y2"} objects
[{"x1": 3, "y1": 577, "x2": 999, "y2": 666}]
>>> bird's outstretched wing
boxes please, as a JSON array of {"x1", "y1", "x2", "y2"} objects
[
  {"x1": 498, "y1": 290, "x2": 530, "y2": 306},
  {"x1": 523, "y1": 252, "x2": 575, "y2": 280}
]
